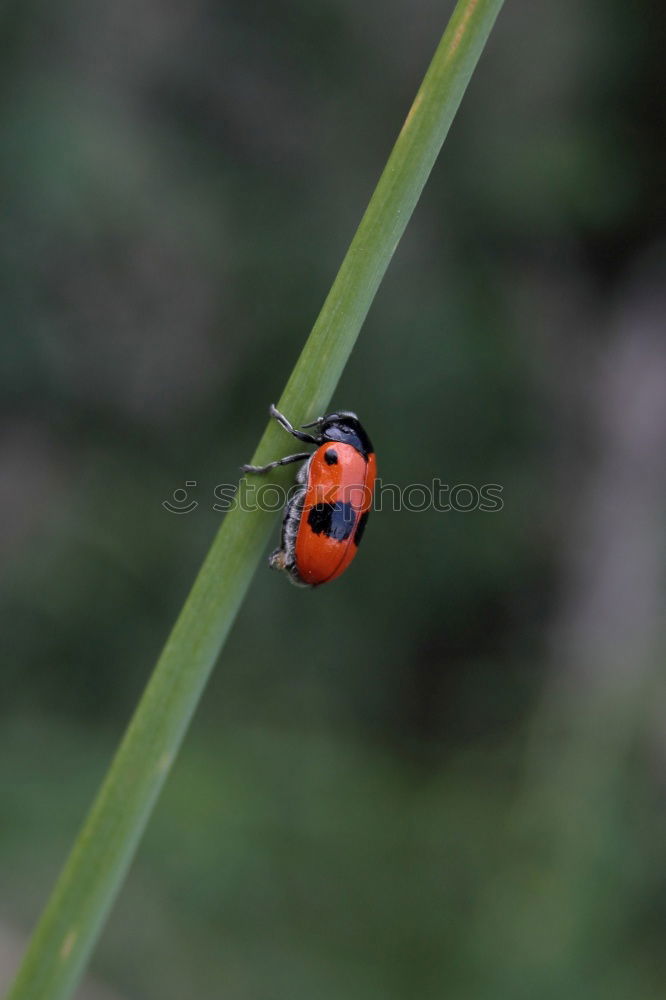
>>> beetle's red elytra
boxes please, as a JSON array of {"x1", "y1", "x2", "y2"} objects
[{"x1": 242, "y1": 405, "x2": 376, "y2": 587}]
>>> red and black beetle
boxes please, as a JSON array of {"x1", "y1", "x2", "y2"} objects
[{"x1": 242, "y1": 405, "x2": 376, "y2": 587}]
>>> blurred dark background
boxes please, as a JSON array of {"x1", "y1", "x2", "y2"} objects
[{"x1": 1, "y1": 1, "x2": 665, "y2": 997}]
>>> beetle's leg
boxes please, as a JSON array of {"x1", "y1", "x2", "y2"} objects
[
  {"x1": 241, "y1": 452, "x2": 310, "y2": 475},
  {"x1": 242, "y1": 404, "x2": 320, "y2": 473},
  {"x1": 269, "y1": 486, "x2": 310, "y2": 587},
  {"x1": 270, "y1": 404, "x2": 320, "y2": 444}
]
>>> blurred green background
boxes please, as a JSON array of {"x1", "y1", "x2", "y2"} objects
[{"x1": 2, "y1": 1, "x2": 665, "y2": 998}]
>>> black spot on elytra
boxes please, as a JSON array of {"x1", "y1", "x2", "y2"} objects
[
  {"x1": 353, "y1": 510, "x2": 369, "y2": 547},
  {"x1": 324, "y1": 449, "x2": 338, "y2": 465},
  {"x1": 307, "y1": 501, "x2": 355, "y2": 541}
]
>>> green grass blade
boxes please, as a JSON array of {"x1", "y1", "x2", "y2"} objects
[{"x1": 7, "y1": 3, "x2": 505, "y2": 997}]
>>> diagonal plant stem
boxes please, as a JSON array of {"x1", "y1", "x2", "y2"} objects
[{"x1": 8, "y1": 3, "x2": 505, "y2": 998}]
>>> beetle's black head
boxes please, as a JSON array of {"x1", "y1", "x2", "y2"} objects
[{"x1": 315, "y1": 411, "x2": 373, "y2": 458}]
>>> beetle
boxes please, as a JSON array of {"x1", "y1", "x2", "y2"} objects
[{"x1": 242, "y1": 404, "x2": 376, "y2": 587}]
